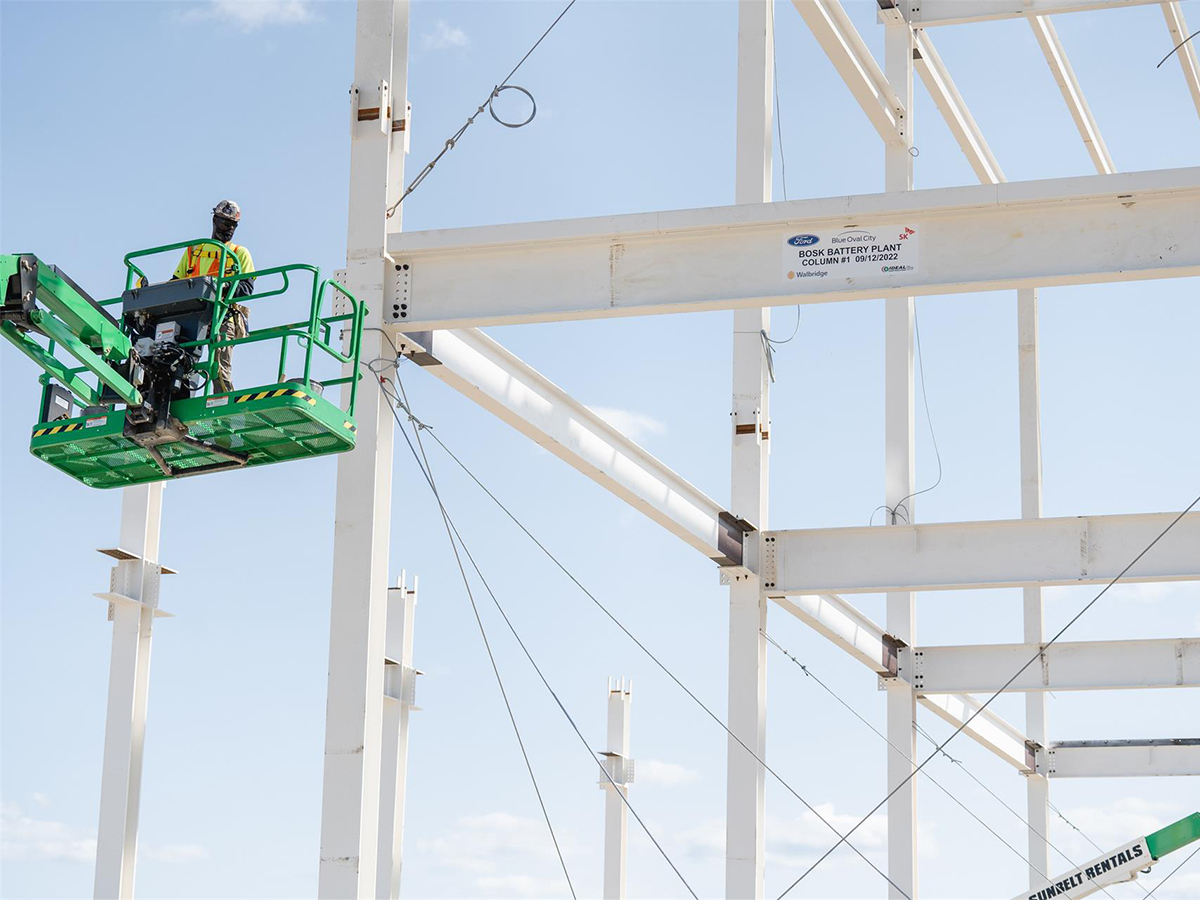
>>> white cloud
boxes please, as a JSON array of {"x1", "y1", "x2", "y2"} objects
[
  {"x1": 422, "y1": 20, "x2": 470, "y2": 51},
  {"x1": 1111, "y1": 582, "x2": 1190, "y2": 605},
  {"x1": 678, "y1": 806, "x2": 890, "y2": 868},
  {"x1": 676, "y1": 817, "x2": 723, "y2": 859},
  {"x1": 144, "y1": 843, "x2": 210, "y2": 863},
  {"x1": 419, "y1": 812, "x2": 575, "y2": 876},
  {"x1": 1156, "y1": 870, "x2": 1200, "y2": 898},
  {"x1": 181, "y1": 1, "x2": 318, "y2": 32},
  {"x1": 1, "y1": 801, "x2": 95, "y2": 863},
  {"x1": 30, "y1": 792, "x2": 50, "y2": 809},
  {"x1": 1057, "y1": 797, "x2": 1180, "y2": 852},
  {"x1": 767, "y1": 805, "x2": 888, "y2": 868},
  {"x1": 637, "y1": 758, "x2": 699, "y2": 788},
  {"x1": 587, "y1": 406, "x2": 667, "y2": 442},
  {"x1": 473, "y1": 874, "x2": 565, "y2": 897},
  {"x1": 1052, "y1": 581, "x2": 1192, "y2": 607},
  {"x1": 1, "y1": 802, "x2": 206, "y2": 866}
]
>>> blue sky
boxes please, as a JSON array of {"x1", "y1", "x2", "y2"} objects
[{"x1": 2, "y1": 0, "x2": 1199, "y2": 897}]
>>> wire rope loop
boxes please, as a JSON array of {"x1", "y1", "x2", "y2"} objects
[{"x1": 489, "y1": 84, "x2": 537, "y2": 128}]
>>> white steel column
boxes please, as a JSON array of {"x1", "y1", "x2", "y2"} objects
[
  {"x1": 94, "y1": 483, "x2": 164, "y2": 899},
  {"x1": 602, "y1": 679, "x2": 633, "y2": 900},
  {"x1": 883, "y1": 16, "x2": 918, "y2": 899},
  {"x1": 376, "y1": 574, "x2": 418, "y2": 900},
  {"x1": 318, "y1": 2, "x2": 405, "y2": 896},
  {"x1": 727, "y1": 2, "x2": 772, "y2": 897},
  {"x1": 1018, "y1": 287, "x2": 1051, "y2": 883}
]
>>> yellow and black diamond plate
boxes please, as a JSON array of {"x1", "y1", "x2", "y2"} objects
[
  {"x1": 33, "y1": 422, "x2": 82, "y2": 437},
  {"x1": 234, "y1": 387, "x2": 318, "y2": 407}
]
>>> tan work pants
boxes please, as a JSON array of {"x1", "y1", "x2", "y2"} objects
[{"x1": 214, "y1": 304, "x2": 249, "y2": 394}]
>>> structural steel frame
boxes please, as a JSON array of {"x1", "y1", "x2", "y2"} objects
[
  {"x1": 85, "y1": 1, "x2": 1199, "y2": 897},
  {"x1": 383, "y1": 168, "x2": 1200, "y2": 330}
]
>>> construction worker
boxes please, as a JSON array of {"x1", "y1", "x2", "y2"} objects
[{"x1": 172, "y1": 199, "x2": 255, "y2": 393}]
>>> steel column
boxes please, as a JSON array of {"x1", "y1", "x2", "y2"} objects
[
  {"x1": 602, "y1": 680, "x2": 633, "y2": 900},
  {"x1": 376, "y1": 574, "x2": 418, "y2": 899},
  {"x1": 726, "y1": 2, "x2": 772, "y2": 896},
  {"x1": 318, "y1": 2, "x2": 405, "y2": 896},
  {"x1": 93, "y1": 484, "x2": 164, "y2": 900},
  {"x1": 883, "y1": 16, "x2": 918, "y2": 897},
  {"x1": 1017, "y1": 286, "x2": 1051, "y2": 883}
]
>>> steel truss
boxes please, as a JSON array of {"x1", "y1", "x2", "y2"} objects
[
  {"x1": 360, "y1": 0, "x2": 1200, "y2": 896},
  {"x1": 85, "y1": 1, "x2": 1200, "y2": 897}
]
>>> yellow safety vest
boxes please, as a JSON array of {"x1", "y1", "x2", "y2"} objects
[{"x1": 173, "y1": 241, "x2": 254, "y2": 281}]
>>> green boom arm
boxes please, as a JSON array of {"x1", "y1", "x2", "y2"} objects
[
  {"x1": 0, "y1": 321, "x2": 101, "y2": 405},
  {"x1": 0, "y1": 254, "x2": 140, "y2": 405}
]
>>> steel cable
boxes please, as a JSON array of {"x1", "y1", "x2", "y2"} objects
[
  {"x1": 1157, "y1": 27, "x2": 1200, "y2": 68},
  {"x1": 1145, "y1": 844, "x2": 1200, "y2": 898},
  {"x1": 870, "y1": 299, "x2": 943, "y2": 527},
  {"x1": 777, "y1": 491, "x2": 1200, "y2": 898},
  {"x1": 377, "y1": 372, "x2": 695, "y2": 898},
  {"x1": 911, "y1": 723, "x2": 1127, "y2": 897},
  {"x1": 377, "y1": 371, "x2": 577, "y2": 898},
  {"x1": 386, "y1": 362, "x2": 910, "y2": 899},
  {"x1": 766, "y1": 0, "x2": 800, "y2": 351},
  {"x1": 762, "y1": 631, "x2": 1079, "y2": 891},
  {"x1": 386, "y1": 0, "x2": 577, "y2": 218},
  {"x1": 766, "y1": 631, "x2": 1122, "y2": 899}
]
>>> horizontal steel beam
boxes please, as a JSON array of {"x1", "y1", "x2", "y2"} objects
[
  {"x1": 908, "y1": 0, "x2": 1160, "y2": 27},
  {"x1": 919, "y1": 692, "x2": 1036, "y2": 772},
  {"x1": 790, "y1": 0, "x2": 904, "y2": 144},
  {"x1": 399, "y1": 328, "x2": 747, "y2": 565},
  {"x1": 770, "y1": 593, "x2": 1033, "y2": 770},
  {"x1": 1041, "y1": 739, "x2": 1200, "y2": 777},
  {"x1": 387, "y1": 168, "x2": 1200, "y2": 330},
  {"x1": 908, "y1": 638, "x2": 1200, "y2": 693},
  {"x1": 761, "y1": 511, "x2": 1200, "y2": 594}
]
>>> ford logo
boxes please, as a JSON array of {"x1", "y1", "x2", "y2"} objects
[{"x1": 787, "y1": 234, "x2": 819, "y2": 247}]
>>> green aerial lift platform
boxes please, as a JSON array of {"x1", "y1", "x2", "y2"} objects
[{"x1": 1, "y1": 240, "x2": 366, "y2": 488}]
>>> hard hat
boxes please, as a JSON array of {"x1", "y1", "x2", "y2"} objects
[{"x1": 213, "y1": 199, "x2": 242, "y2": 222}]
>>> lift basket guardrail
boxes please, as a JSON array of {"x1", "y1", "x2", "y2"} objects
[{"x1": 0, "y1": 240, "x2": 366, "y2": 488}]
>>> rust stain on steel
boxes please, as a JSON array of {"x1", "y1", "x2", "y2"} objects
[{"x1": 356, "y1": 105, "x2": 392, "y2": 122}]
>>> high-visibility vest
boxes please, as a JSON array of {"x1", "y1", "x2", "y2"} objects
[{"x1": 173, "y1": 241, "x2": 254, "y2": 281}]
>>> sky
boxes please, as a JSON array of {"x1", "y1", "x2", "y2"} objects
[{"x1": 1, "y1": 0, "x2": 1199, "y2": 898}]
